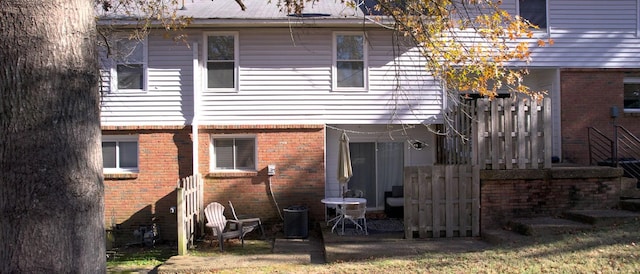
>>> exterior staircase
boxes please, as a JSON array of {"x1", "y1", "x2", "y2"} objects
[{"x1": 483, "y1": 177, "x2": 640, "y2": 244}]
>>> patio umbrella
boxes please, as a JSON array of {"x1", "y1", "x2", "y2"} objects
[{"x1": 337, "y1": 131, "x2": 353, "y2": 198}]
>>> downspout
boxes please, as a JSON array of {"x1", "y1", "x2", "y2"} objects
[
  {"x1": 192, "y1": 43, "x2": 199, "y2": 176},
  {"x1": 191, "y1": 42, "x2": 203, "y2": 235}
]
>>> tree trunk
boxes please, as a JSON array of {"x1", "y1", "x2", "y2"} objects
[{"x1": 0, "y1": 0, "x2": 105, "y2": 272}]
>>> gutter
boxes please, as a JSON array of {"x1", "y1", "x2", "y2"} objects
[{"x1": 97, "y1": 17, "x2": 395, "y2": 29}]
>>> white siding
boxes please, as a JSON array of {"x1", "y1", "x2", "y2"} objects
[
  {"x1": 100, "y1": 35, "x2": 195, "y2": 126},
  {"x1": 199, "y1": 28, "x2": 442, "y2": 125},
  {"x1": 526, "y1": 0, "x2": 640, "y2": 68}
]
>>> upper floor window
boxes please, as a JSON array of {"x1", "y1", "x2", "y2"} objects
[
  {"x1": 112, "y1": 38, "x2": 147, "y2": 91},
  {"x1": 333, "y1": 32, "x2": 367, "y2": 90},
  {"x1": 624, "y1": 77, "x2": 640, "y2": 111},
  {"x1": 211, "y1": 136, "x2": 255, "y2": 171},
  {"x1": 519, "y1": 0, "x2": 547, "y2": 29},
  {"x1": 206, "y1": 32, "x2": 238, "y2": 91},
  {"x1": 102, "y1": 135, "x2": 139, "y2": 173}
]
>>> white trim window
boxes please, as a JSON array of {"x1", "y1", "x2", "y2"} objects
[
  {"x1": 518, "y1": 0, "x2": 548, "y2": 29},
  {"x1": 624, "y1": 77, "x2": 640, "y2": 112},
  {"x1": 333, "y1": 32, "x2": 368, "y2": 91},
  {"x1": 210, "y1": 135, "x2": 256, "y2": 171},
  {"x1": 111, "y1": 38, "x2": 147, "y2": 92},
  {"x1": 205, "y1": 32, "x2": 239, "y2": 92},
  {"x1": 102, "y1": 135, "x2": 139, "y2": 173}
]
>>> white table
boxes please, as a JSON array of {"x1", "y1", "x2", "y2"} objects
[{"x1": 321, "y1": 197, "x2": 367, "y2": 235}]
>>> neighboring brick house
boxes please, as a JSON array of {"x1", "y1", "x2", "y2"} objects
[{"x1": 99, "y1": 0, "x2": 640, "y2": 242}]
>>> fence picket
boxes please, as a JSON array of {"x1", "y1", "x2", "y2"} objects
[
  {"x1": 449, "y1": 98, "x2": 551, "y2": 169},
  {"x1": 176, "y1": 173, "x2": 203, "y2": 255},
  {"x1": 405, "y1": 165, "x2": 478, "y2": 238}
]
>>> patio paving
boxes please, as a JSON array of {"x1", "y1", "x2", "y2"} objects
[{"x1": 154, "y1": 221, "x2": 492, "y2": 273}]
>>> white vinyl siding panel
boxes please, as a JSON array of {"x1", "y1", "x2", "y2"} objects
[
  {"x1": 199, "y1": 29, "x2": 442, "y2": 125},
  {"x1": 524, "y1": 0, "x2": 640, "y2": 68},
  {"x1": 101, "y1": 34, "x2": 195, "y2": 126}
]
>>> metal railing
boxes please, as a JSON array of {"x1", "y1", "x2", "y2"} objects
[
  {"x1": 587, "y1": 127, "x2": 614, "y2": 166},
  {"x1": 614, "y1": 126, "x2": 640, "y2": 180},
  {"x1": 588, "y1": 126, "x2": 640, "y2": 181}
]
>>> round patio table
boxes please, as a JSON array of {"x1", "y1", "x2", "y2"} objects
[{"x1": 321, "y1": 197, "x2": 367, "y2": 235}]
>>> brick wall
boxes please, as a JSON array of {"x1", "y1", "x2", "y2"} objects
[
  {"x1": 103, "y1": 126, "x2": 193, "y2": 244},
  {"x1": 103, "y1": 125, "x2": 326, "y2": 243},
  {"x1": 199, "y1": 125, "x2": 326, "y2": 231},
  {"x1": 560, "y1": 69, "x2": 640, "y2": 164},
  {"x1": 480, "y1": 167, "x2": 622, "y2": 230}
]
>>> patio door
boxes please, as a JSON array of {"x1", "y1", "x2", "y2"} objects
[{"x1": 348, "y1": 142, "x2": 404, "y2": 209}]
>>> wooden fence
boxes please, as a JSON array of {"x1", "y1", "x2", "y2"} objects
[
  {"x1": 176, "y1": 173, "x2": 203, "y2": 255},
  {"x1": 442, "y1": 97, "x2": 551, "y2": 169},
  {"x1": 403, "y1": 165, "x2": 480, "y2": 238}
]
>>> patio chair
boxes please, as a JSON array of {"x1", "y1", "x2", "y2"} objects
[
  {"x1": 228, "y1": 201, "x2": 266, "y2": 239},
  {"x1": 204, "y1": 202, "x2": 244, "y2": 251},
  {"x1": 343, "y1": 189, "x2": 364, "y2": 198},
  {"x1": 341, "y1": 201, "x2": 368, "y2": 235}
]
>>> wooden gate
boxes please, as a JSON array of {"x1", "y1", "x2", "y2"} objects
[
  {"x1": 176, "y1": 173, "x2": 203, "y2": 255},
  {"x1": 404, "y1": 165, "x2": 479, "y2": 238}
]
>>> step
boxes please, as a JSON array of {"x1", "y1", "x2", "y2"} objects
[
  {"x1": 508, "y1": 217, "x2": 592, "y2": 236},
  {"x1": 620, "y1": 199, "x2": 640, "y2": 212},
  {"x1": 563, "y1": 209, "x2": 640, "y2": 226},
  {"x1": 620, "y1": 177, "x2": 640, "y2": 198}
]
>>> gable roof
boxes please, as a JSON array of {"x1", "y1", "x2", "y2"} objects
[{"x1": 98, "y1": 0, "x2": 384, "y2": 26}]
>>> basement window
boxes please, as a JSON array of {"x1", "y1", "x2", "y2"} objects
[
  {"x1": 102, "y1": 135, "x2": 139, "y2": 173},
  {"x1": 210, "y1": 135, "x2": 256, "y2": 171},
  {"x1": 624, "y1": 78, "x2": 640, "y2": 112}
]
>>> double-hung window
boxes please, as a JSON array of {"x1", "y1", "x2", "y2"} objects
[
  {"x1": 518, "y1": 0, "x2": 547, "y2": 29},
  {"x1": 624, "y1": 77, "x2": 640, "y2": 112},
  {"x1": 333, "y1": 32, "x2": 367, "y2": 90},
  {"x1": 102, "y1": 136, "x2": 139, "y2": 173},
  {"x1": 206, "y1": 32, "x2": 238, "y2": 91},
  {"x1": 211, "y1": 136, "x2": 256, "y2": 171},
  {"x1": 113, "y1": 38, "x2": 147, "y2": 91}
]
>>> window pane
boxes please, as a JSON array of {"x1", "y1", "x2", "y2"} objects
[
  {"x1": 117, "y1": 40, "x2": 144, "y2": 63},
  {"x1": 208, "y1": 36, "x2": 235, "y2": 60},
  {"x1": 214, "y1": 139, "x2": 234, "y2": 169},
  {"x1": 337, "y1": 61, "x2": 364, "y2": 87},
  {"x1": 207, "y1": 62, "x2": 235, "y2": 88},
  {"x1": 519, "y1": 0, "x2": 546, "y2": 28},
  {"x1": 117, "y1": 64, "x2": 143, "y2": 89},
  {"x1": 336, "y1": 35, "x2": 363, "y2": 60},
  {"x1": 624, "y1": 83, "x2": 640, "y2": 109},
  {"x1": 102, "y1": 142, "x2": 117, "y2": 168},
  {"x1": 235, "y1": 139, "x2": 255, "y2": 169},
  {"x1": 119, "y1": 142, "x2": 138, "y2": 168}
]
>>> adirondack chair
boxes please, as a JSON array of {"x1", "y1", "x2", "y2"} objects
[
  {"x1": 204, "y1": 202, "x2": 244, "y2": 251},
  {"x1": 228, "y1": 201, "x2": 265, "y2": 240}
]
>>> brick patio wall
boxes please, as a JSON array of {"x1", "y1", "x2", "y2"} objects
[{"x1": 480, "y1": 167, "x2": 623, "y2": 230}]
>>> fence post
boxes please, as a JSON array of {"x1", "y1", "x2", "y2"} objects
[{"x1": 177, "y1": 187, "x2": 186, "y2": 255}]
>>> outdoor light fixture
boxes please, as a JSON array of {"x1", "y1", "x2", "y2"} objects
[{"x1": 411, "y1": 140, "x2": 425, "y2": 150}]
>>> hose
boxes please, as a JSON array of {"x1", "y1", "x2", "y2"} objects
[{"x1": 268, "y1": 176, "x2": 284, "y2": 220}]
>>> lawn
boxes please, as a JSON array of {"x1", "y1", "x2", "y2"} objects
[{"x1": 107, "y1": 218, "x2": 640, "y2": 273}]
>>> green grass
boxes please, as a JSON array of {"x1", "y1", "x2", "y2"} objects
[
  {"x1": 106, "y1": 244, "x2": 176, "y2": 268},
  {"x1": 107, "y1": 219, "x2": 640, "y2": 273}
]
